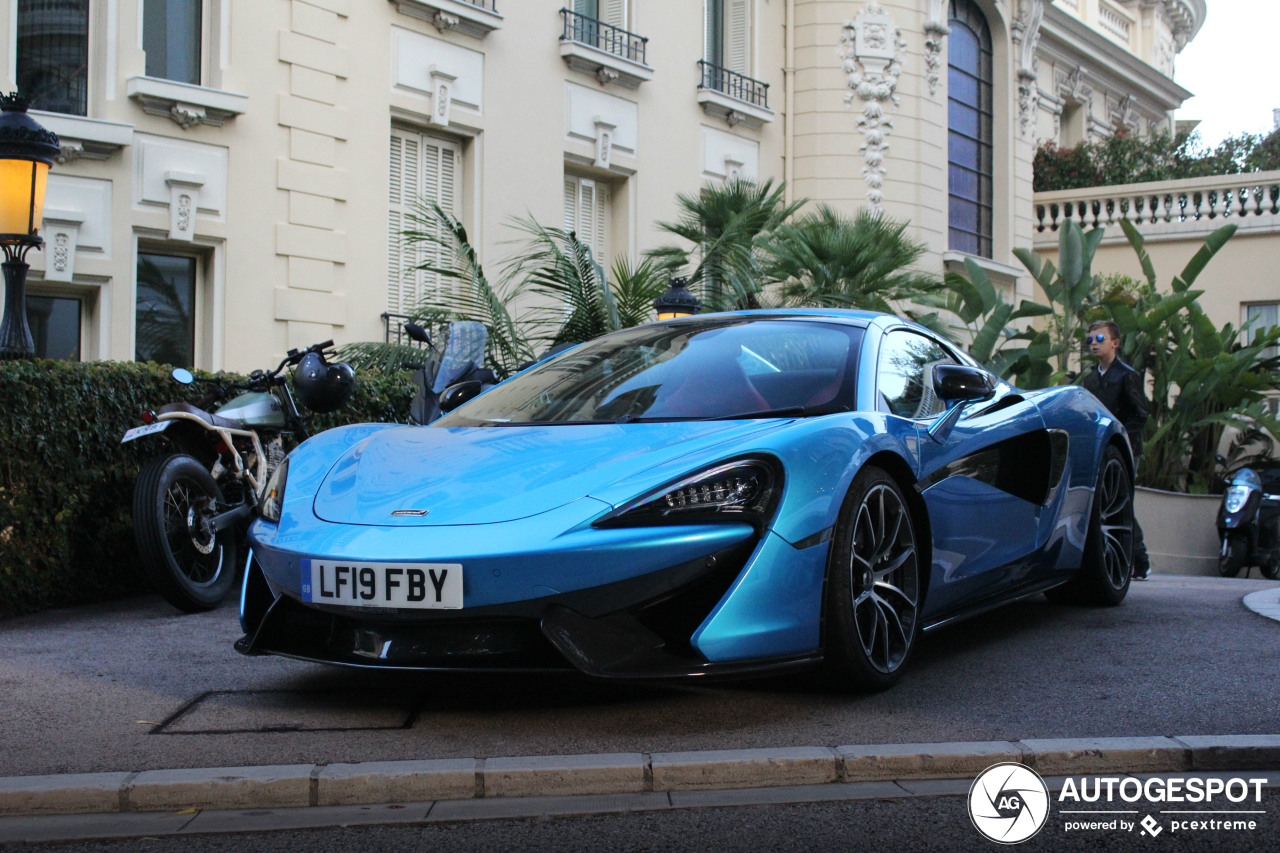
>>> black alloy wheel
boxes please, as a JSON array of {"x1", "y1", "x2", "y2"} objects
[
  {"x1": 1047, "y1": 445, "x2": 1133, "y2": 606},
  {"x1": 824, "y1": 466, "x2": 922, "y2": 691}
]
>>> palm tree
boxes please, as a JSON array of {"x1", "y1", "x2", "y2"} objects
[
  {"x1": 505, "y1": 217, "x2": 671, "y2": 346},
  {"x1": 341, "y1": 202, "x2": 533, "y2": 377},
  {"x1": 649, "y1": 178, "x2": 804, "y2": 312},
  {"x1": 768, "y1": 205, "x2": 947, "y2": 333}
]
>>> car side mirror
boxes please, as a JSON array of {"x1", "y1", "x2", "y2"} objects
[
  {"x1": 927, "y1": 365, "x2": 997, "y2": 443},
  {"x1": 934, "y1": 364, "x2": 996, "y2": 405},
  {"x1": 439, "y1": 380, "x2": 484, "y2": 413}
]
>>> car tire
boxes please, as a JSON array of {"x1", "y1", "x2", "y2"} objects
[
  {"x1": 1217, "y1": 537, "x2": 1246, "y2": 578},
  {"x1": 133, "y1": 453, "x2": 238, "y2": 613},
  {"x1": 823, "y1": 466, "x2": 922, "y2": 692},
  {"x1": 1046, "y1": 445, "x2": 1133, "y2": 607}
]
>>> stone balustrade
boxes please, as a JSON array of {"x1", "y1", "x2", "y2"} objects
[{"x1": 1033, "y1": 169, "x2": 1280, "y2": 243}]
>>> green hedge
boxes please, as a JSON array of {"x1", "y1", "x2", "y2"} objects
[{"x1": 0, "y1": 360, "x2": 414, "y2": 617}]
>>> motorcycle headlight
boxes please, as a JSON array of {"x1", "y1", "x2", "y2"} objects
[
  {"x1": 594, "y1": 457, "x2": 782, "y2": 529},
  {"x1": 259, "y1": 457, "x2": 290, "y2": 523},
  {"x1": 1224, "y1": 485, "x2": 1250, "y2": 514}
]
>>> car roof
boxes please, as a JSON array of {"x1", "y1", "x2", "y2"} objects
[{"x1": 666, "y1": 308, "x2": 898, "y2": 328}]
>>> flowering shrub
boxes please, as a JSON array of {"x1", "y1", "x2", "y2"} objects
[{"x1": 1034, "y1": 130, "x2": 1280, "y2": 192}]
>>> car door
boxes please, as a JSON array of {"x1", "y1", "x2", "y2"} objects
[{"x1": 875, "y1": 329, "x2": 1046, "y2": 615}]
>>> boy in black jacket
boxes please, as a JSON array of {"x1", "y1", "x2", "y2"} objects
[{"x1": 1081, "y1": 319, "x2": 1150, "y2": 579}]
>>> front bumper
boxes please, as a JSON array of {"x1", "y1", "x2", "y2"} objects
[
  {"x1": 236, "y1": 535, "x2": 803, "y2": 676},
  {"x1": 239, "y1": 498, "x2": 831, "y2": 676}
]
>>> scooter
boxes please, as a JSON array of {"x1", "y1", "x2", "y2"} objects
[
  {"x1": 1216, "y1": 466, "x2": 1280, "y2": 579},
  {"x1": 401, "y1": 320, "x2": 498, "y2": 423},
  {"x1": 122, "y1": 342, "x2": 355, "y2": 611}
]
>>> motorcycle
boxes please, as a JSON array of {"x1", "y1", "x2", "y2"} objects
[
  {"x1": 122, "y1": 341, "x2": 355, "y2": 611},
  {"x1": 1216, "y1": 466, "x2": 1280, "y2": 579}
]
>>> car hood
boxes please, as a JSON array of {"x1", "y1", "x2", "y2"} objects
[{"x1": 311, "y1": 420, "x2": 793, "y2": 526}]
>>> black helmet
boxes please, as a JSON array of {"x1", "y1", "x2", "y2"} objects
[{"x1": 294, "y1": 352, "x2": 356, "y2": 413}]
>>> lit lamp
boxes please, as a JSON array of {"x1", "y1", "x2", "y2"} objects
[
  {"x1": 0, "y1": 93, "x2": 60, "y2": 360},
  {"x1": 653, "y1": 277, "x2": 701, "y2": 321}
]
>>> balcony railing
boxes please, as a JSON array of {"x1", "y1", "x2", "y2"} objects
[
  {"x1": 698, "y1": 60, "x2": 769, "y2": 109},
  {"x1": 560, "y1": 9, "x2": 647, "y2": 65},
  {"x1": 1033, "y1": 170, "x2": 1280, "y2": 238}
]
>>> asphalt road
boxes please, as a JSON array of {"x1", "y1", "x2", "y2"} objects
[
  {"x1": 14, "y1": 788, "x2": 1280, "y2": 853},
  {"x1": 1, "y1": 575, "x2": 1278, "y2": 778}
]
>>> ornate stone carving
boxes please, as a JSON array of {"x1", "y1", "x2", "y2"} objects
[
  {"x1": 1110, "y1": 94, "x2": 1139, "y2": 134},
  {"x1": 53, "y1": 142, "x2": 84, "y2": 166},
  {"x1": 1056, "y1": 65, "x2": 1091, "y2": 105},
  {"x1": 923, "y1": 22, "x2": 950, "y2": 98},
  {"x1": 839, "y1": 5, "x2": 906, "y2": 212},
  {"x1": 725, "y1": 110, "x2": 746, "y2": 128},
  {"x1": 923, "y1": 0, "x2": 949, "y2": 98},
  {"x1": 165, "y1": 171, "x2": 205, "y2": 242},
  {"x1": 593, "y1": 117, "x2": 616, "y2": 169},
  {"x1": 433, "y1": 11, "x2": 459, "y2": 33},
  {"x1": 595, "y1": 67, "x2": 620, "y2": 87},
  {"x1": 428, "y1": 66, "x2": 457, "y2": 127},
  {"x1": 168, "y1": 103, "x2": 207, "y2": 130},
  {"x1": 1012, "y1": 1, "x2": 1044, "y2": 137}
]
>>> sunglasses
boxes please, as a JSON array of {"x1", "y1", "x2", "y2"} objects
[{"x1": 1089, "y1": 334, "x2": 1109, "y2": 343}]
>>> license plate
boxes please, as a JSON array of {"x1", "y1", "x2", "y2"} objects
[
  {"x1": 302, "y1": 560, "x2": 463, "y2": 609},
  {"x1": 121, "y1": 421, "x2": 172, "y2": 443}
]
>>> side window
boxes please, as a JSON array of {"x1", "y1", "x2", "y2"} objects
[{"x1": 876, "y1": 331, "x2": 957, "y2": 419}]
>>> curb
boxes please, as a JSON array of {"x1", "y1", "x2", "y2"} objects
[{"x1": 4, "y1": 736, "x2": 1280, "y2": 818}]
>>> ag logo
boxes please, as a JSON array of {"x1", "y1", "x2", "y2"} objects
[{"x1": 968, "y1": 762, "x2": 1050, "y2": 844}]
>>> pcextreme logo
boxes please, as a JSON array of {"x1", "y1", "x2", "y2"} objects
[{"x1": 968, "y1": 763, "x2": 1270, "y2": 844}]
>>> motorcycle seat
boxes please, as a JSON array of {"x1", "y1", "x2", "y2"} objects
[{"x1": 159, "y1": 402, "x2": 243, "y2": 431}]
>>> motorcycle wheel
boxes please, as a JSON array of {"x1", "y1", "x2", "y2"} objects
[
  {"x1": 1217, "y1": 536, "x2": 1246, "y2": 578},
  {"x1": 1261, "y1": 555, "x2": 1280, "y2": 581},
  {"x1": 133, "y1": 453, "x2": 239, "y2": 612}
]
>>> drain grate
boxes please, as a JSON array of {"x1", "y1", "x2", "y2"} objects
[{"x1": 154, "y1": 690, "x2": 417, "y2": 734}]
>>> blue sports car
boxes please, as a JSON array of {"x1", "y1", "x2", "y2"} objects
[{"x1": 238, "y1": 310, "x2": 1135, "y2": 690}]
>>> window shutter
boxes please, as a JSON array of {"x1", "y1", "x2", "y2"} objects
[
  {"x1": 388, "y1": 129, "x2": 460, "y2": 316},
  {"x1": 563, "y1": 175, "x2": 611, "y2": 264},
  {"x1": 601, "y1": 0, "x2": 626, "y2": 28},
  {"x1": 704, "y1": 0, "x2": 719, "y2": 64},
  {"x1": 725, "y1": 0, "x2": 750, "y2": 73}
]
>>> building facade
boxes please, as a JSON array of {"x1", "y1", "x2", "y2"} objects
[{"x1": 0, "y1": 0, "x2": 1203, "y2": 372}]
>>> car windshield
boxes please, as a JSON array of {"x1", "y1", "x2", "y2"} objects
[{"x1": 438, "y1": 318, "x2": 863, "y2": 426}]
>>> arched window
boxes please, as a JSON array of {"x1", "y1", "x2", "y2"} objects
[{"x1": 948, "y1": 0, "x2": 993, "y2": 258}]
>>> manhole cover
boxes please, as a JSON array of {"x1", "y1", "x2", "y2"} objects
[{"x1": 156, "y1": 690, "x2": 415, "y2": 734}]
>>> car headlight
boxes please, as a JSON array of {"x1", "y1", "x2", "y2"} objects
[
  {"x1": 595, "y1": 457, "x2": 782, "y2": 529},
  {"x1": 259, "y1": 457, "x2": 289, "y2": 523},
  {"x1": 1224, "y1": 485, "x2": 1250, "y2": 514}
]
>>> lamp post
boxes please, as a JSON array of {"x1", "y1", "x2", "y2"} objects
[
  {"x1": 653, "y1": 277, "x2": 702, "y2": 321},
  {"x1": 0, "y1": 93, "x2": 60, "y2": 360}
]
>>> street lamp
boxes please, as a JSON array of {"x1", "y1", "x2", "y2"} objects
[
  {"x1": 0, "y1": 93, "x2": 60, "y2": 360},
  {"x1": 653, "y1": 277, "x2": 701, "y2": 321}
]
